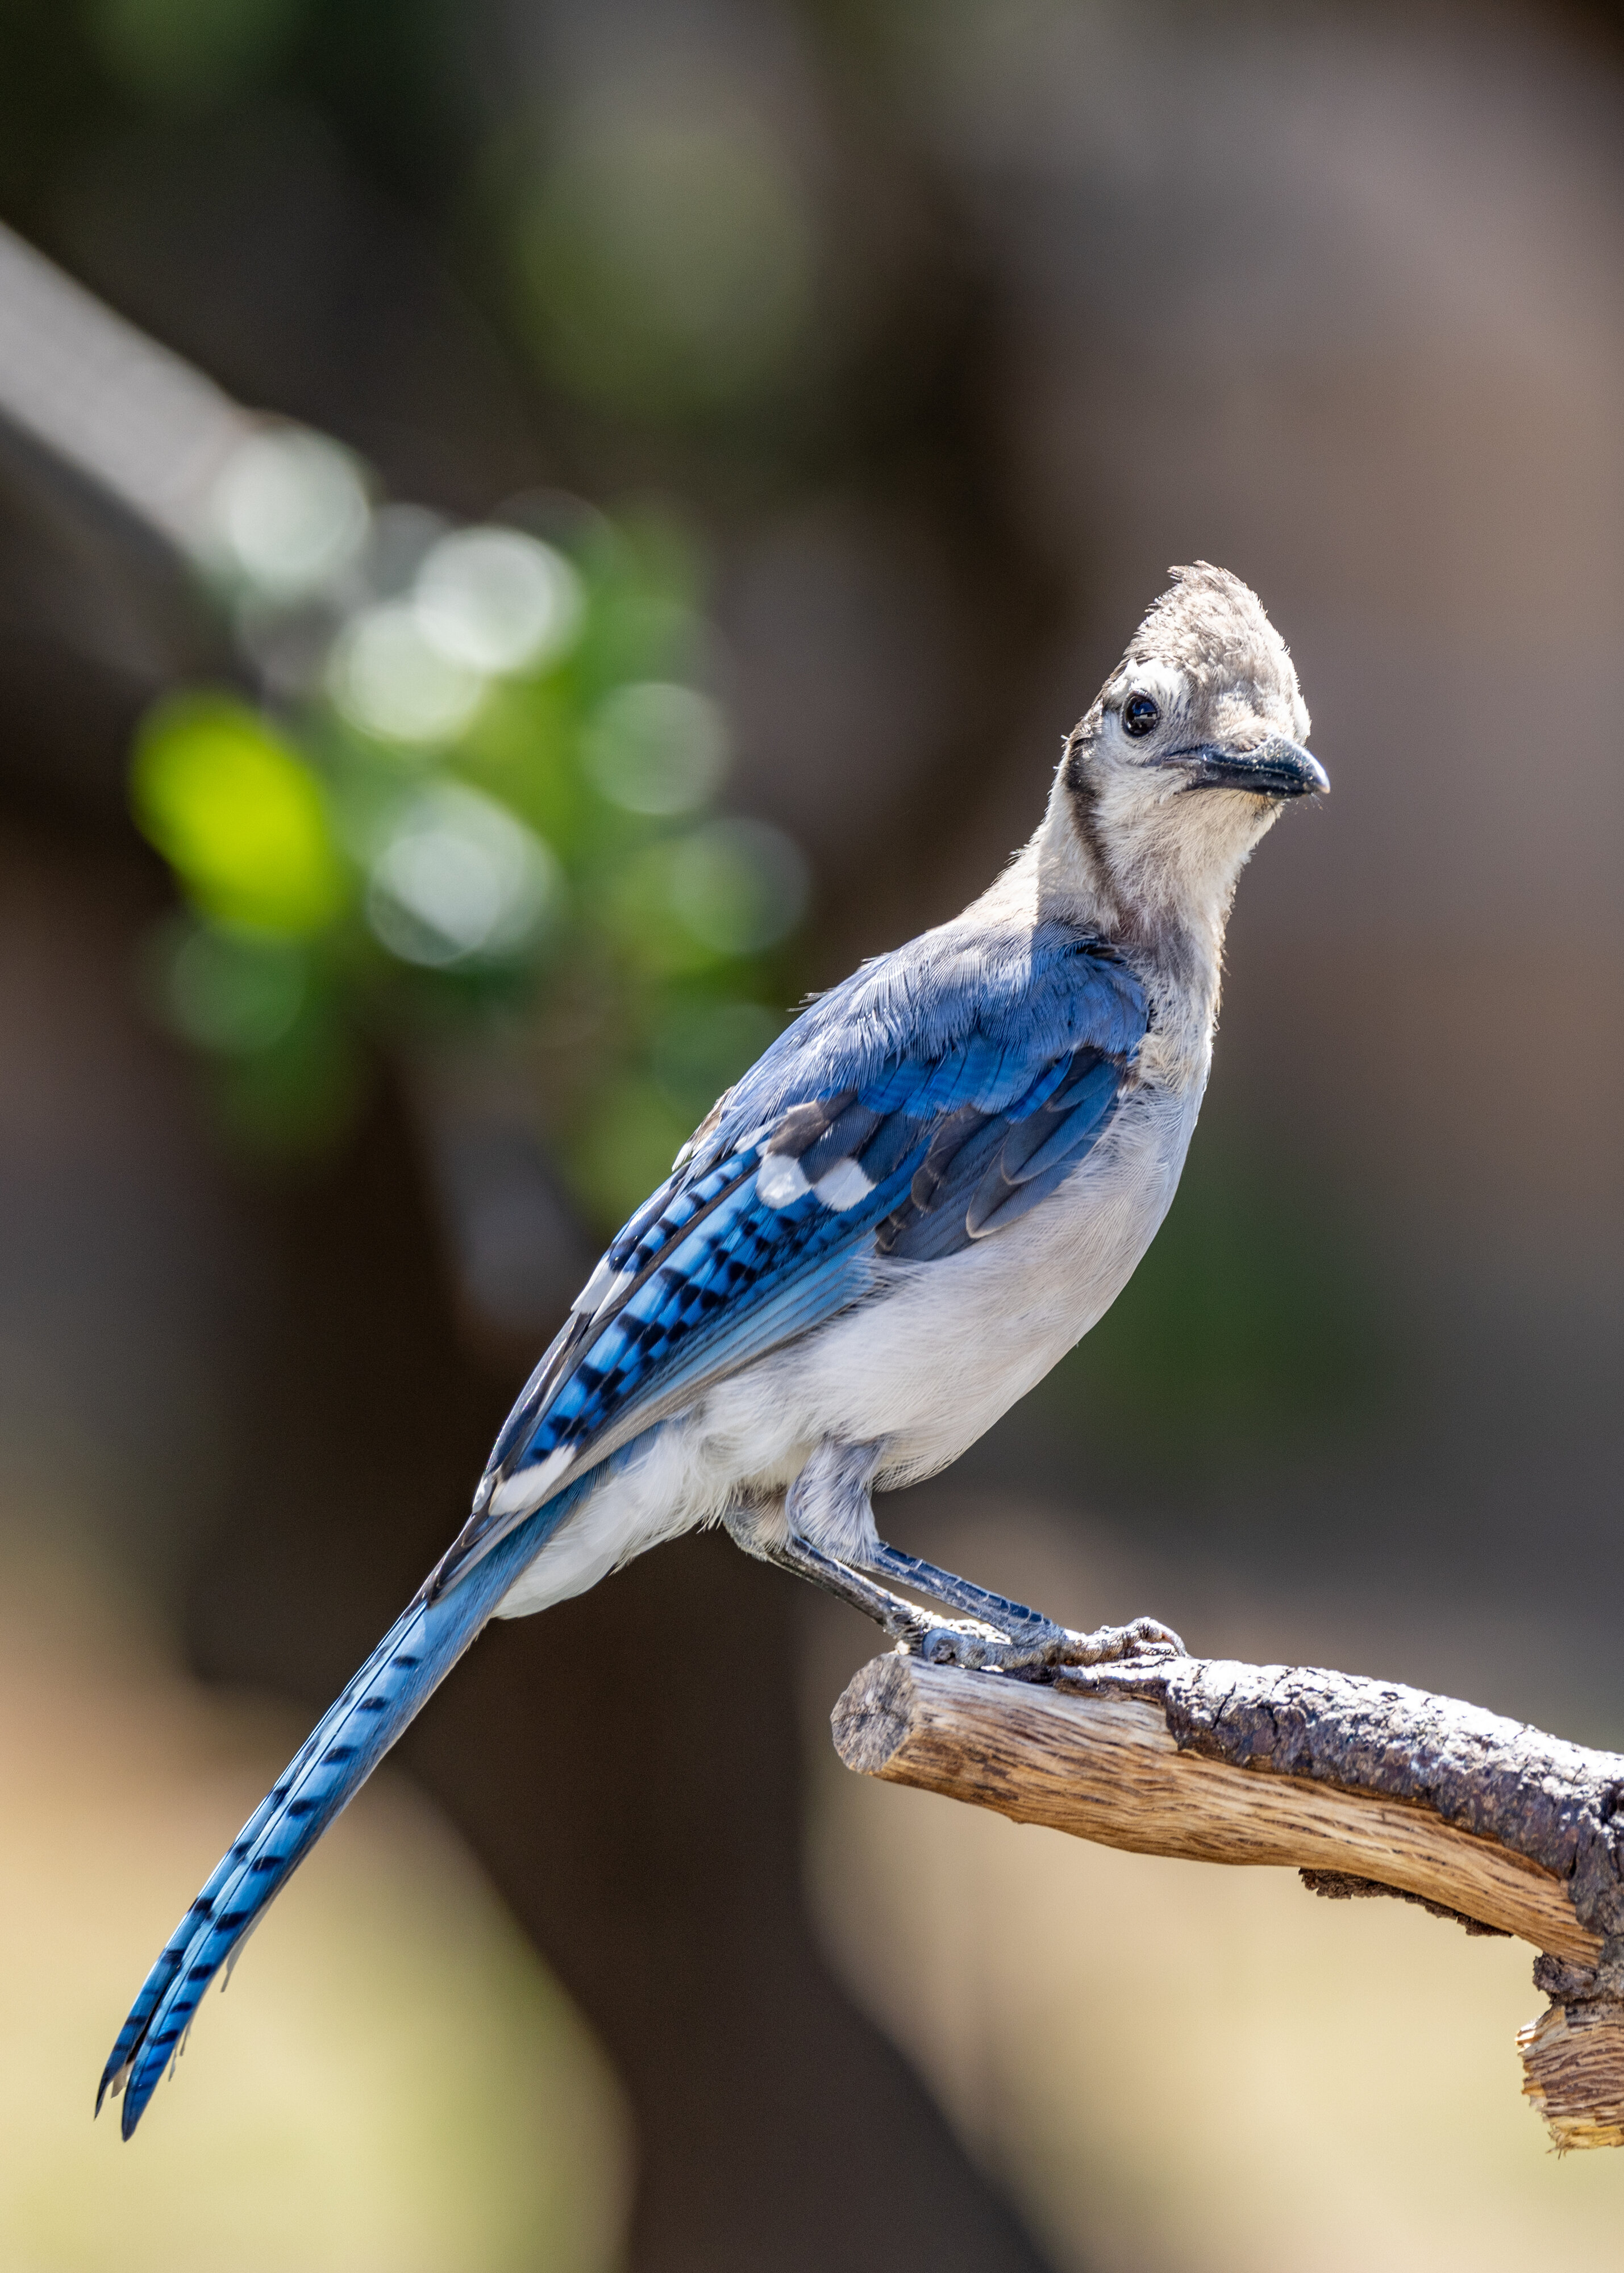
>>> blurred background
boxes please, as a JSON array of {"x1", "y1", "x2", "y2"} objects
[{"x1": 0, "y1": 0, "x2": 1622, "y2": 2266}]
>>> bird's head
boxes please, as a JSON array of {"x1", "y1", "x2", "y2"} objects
[{"x1": 1042, "y1": 563, "x2": 1325, "y2": 939}]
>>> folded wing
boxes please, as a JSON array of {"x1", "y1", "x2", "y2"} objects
[{"x1": 434, "y1": 922, "x2": 1147, "y2": 1592}]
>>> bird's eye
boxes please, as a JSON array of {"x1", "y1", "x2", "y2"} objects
[{"x1": 1122, "y1": 693, "x2": 1160, "y2": 738}]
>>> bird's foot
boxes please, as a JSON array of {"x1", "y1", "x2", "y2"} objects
[
  {"x1": 900, "y1": 1613, "x2": 1007, "y2": 1656},
  {"x1": 1046, "y1": 1613, "x2": 1186, "y2": 1667},
  {"x1": 915, "y1": 1612, "x2": 1185, "y2": 1676}
]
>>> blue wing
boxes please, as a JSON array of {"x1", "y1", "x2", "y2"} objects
[{"x1": 431, "y1": 918, "x2": 1147, "y2": 1595}]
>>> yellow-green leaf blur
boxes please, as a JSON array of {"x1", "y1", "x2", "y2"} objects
[{"x1": 132, "y1": 698, "x2": 348, "y2": 936}]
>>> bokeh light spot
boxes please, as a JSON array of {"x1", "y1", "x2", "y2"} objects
[
  {"x1": 209, "y1": 428, "x2": 370, "y2": 603},
  {"x1": 331, "y1": 603, "x2": 486, "y2": 746},
  {"x1": 582, "y1": 682, "x2": 729, "y2": 816},
  {"x1": 163, "y1": 925, "x2": 308, "y2": 1054},
  {"x1": 414, "y1": 527, "x2": 585, "y2": 677},
  {"x1": 667, "y1": 818, "x2": 809, "y2": 954},
  {"x1": 367, "y1": 784, "x2": 560, "y2": 968}
]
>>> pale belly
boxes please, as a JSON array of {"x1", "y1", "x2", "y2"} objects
[{"x1": 495, "y1": 1080, "x2": 1197, "y2": 1620}]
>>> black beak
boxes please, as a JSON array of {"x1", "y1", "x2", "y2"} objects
[{"x1": 1173, "y1": 735, "x2": 1329, "y2": 800}]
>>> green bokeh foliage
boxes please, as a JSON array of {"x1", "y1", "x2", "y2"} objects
[{"x1": 133, "y1": 511, "x2": 807, "y2": 1222}]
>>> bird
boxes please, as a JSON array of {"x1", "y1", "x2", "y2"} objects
[{"x1": 100, "y1": 560, "x2": 1326, "y2": 2137}]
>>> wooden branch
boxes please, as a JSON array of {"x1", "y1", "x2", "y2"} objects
[{"x1": 830, "y1": 1648, "x2": 1624, "y2": 2149}]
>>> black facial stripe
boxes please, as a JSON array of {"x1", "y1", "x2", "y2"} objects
[{"x1": 1064, "y1": 747, "x2": 1109, "y2": 877}]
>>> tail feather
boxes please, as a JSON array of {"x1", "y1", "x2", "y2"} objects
[{"x1": 99, "y1": 1486, "x2": 584, "y2": 2139}]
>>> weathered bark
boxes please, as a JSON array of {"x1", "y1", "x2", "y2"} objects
[{"x1": 831, "y1": 1649, "x2": 1624, "y2": 2150}]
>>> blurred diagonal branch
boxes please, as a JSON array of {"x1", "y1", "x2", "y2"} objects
[
  {"x1": 832, "y1": 1651, "x2": 1624, "y2": 2150},
  {"x1": 0, "y1": 220, "x2": 252, "y2": 552}
]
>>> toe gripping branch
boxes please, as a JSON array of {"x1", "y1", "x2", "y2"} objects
[{"x1": 910, "y1": 1610, "x2": 1187, "y2": 1678}]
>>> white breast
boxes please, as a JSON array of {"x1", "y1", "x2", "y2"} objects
[{"x1": 496, "y1": 1074, "x2": 1200, "y2": 1621}]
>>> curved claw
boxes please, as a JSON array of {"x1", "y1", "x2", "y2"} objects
[{"x1": 1059, "y1": 1614, "x2": 1186, "y2": 1667}]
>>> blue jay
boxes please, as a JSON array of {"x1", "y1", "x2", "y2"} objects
[{"x1": 101, "y1": 561, "x2": 1325, "y2": 2135}]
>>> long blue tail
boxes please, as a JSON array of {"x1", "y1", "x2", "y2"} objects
[{"x1": 99, "y1": 1484, "x2": 586, "y2": 2139}]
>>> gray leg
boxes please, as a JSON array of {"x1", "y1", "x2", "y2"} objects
[
  {"x1": 860, "y1": 1543, "x2": 1184, "y2": 1670},
  {"x1": 810, "y1": 1445, "x2": 1183, "y2": 1669},
  {"x1": 866, "y1": 1543, "x2": 1052, "y2": 1641},
  {"x1": 724, "y1": 1450, "x2": 1005, "y2": 1651},
  {"x1": 754, "y1": 1527, "x2": 928, "y2": 1641},
  {"x1": 728, "y1": 1439, "x2": 1184, "y2": 1671},
  {"x1": 726, "y1": 1501, "x2": 1003, "y2": 1648}
]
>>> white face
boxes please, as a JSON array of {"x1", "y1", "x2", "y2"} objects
[{"x1": 1067, "y1": 644, "x2": 1321, "y2": 921}]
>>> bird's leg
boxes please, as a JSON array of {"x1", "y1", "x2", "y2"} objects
[
  {"x1": 865, "y1": 1543, "x2": 1054, "y2": 1644},
  {"x1": 856, "y1": 1542, "x2": 1185, "y2": 1673},
  {"x1": 723, "y1": 1445, "x2": 1001, "y2": 1651},
  {"x1": 752, "y1": 1529, "x2": 931, "y2": 1642},
  {"x1": 727, "y1": 1444, "x2": 1181, "y2": 1671},
  {"x1": 724, "y1": 1495, "x2": 937, "y2": 1641}
]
